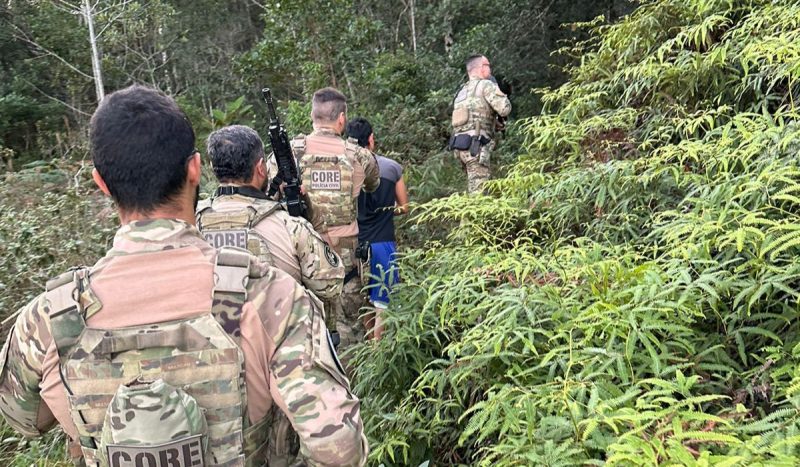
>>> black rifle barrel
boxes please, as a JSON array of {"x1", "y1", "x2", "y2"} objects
[{"x1": 261, "y1": 88, "x2": 306, "y2": 218}]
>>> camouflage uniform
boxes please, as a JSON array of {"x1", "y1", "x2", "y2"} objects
[
  {"x1": 0, "y1": 219, "x2": 367, "y2": 466},
  {"x1": 196, "y1": 186, "x2": 345, "y2": 301},
  {"x1": 451, "y1": 77, "x2": 512, "y2": 193},
  {"x1": 293, "y1": 128, "x2": 380, "y2": 349}
]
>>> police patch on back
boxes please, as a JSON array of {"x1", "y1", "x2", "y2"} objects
[
  {"x1": 203, "y1": 229, "x2": 248, "y2": 249},
  {"x1": 310, "y1": 169, "x2": 342, "y2": 190},
  {"x1": 107, "y1": 435, "x2": 204, "y2": 467}
]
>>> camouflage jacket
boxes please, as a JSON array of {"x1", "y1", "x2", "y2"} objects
[
  {"x1": 197, "y1": 190, "x2": 345, "y2": 300},
  {"x1": 452, "y1": 77, "x2": 512, "y2": 138},
  {"x1": 0, "y1": 218, "x2": 367, "y2": 466}
]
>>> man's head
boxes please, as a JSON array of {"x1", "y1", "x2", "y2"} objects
[
  {"x1": 207, "y1": 125, "x2": 268, "y2": 190},
  {"x1": 311, "y1": 87, "x2": 348, "y2": 134},
  {"x1": 346, "y1": 117, "x2": 375, "y2": 151},
  {"x1": 466, "y1": 54, "x2": 492, "y2": 80},
  {"x1": 90, "y1": 85, "x2": 200, "y2": 219}
]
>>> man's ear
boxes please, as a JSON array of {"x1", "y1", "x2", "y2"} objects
[
  {"x1": 187, "y1": 152, "x2": 201, "y2": 186},
  {"x1": 255, "y1": 157, "x2": 267, "y2": 178},
  {"x1": 368, "y1": 133, "x2": 375, "y2": 151},
  {"x1": 92, "y1": 168, "x2": 111, "y2": 196}
]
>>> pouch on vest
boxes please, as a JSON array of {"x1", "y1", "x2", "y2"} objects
[
  {"x1": 197, "y1": 202, "x2": 280, "y2": 266},
  {"x1": 99, "y1": 379, "x2": 208, "y2": 467},
  {"x1": 448, "y1": 133, "x2": 472, "y2": 151},
  {"x1": 451, "y1": 107, "x2": 469, "y2": 128}
]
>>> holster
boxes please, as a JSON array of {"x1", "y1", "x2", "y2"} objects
[
  {"x1": 448, "y1": 133, "x2": 472, "y2": 151},
  {"x1": 469, "y1": 135, "x2": 492, "y2": 157}
]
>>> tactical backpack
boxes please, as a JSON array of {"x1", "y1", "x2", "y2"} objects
[
  {"x1": 46, "y1": 248, "x2": 271, "y2": 467},
  {"x1": 293, "y1": 135, "x2": 356, "y2": 231},
  {"x1": 196, "y1": 197, "x2": 282, "y2": 266}
]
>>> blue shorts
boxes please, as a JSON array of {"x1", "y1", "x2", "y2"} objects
[{"x1": 367, "y1": 241, "x2": 399, "y2": 306}]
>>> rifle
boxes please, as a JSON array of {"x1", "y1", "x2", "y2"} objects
[
  {"x1": 261, "y1": 88, "x2": 306, "y2": 218},
  {"x1": 489, "y1": 75, "x2": 511, "y2": 133}
]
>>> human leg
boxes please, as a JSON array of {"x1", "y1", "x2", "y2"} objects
[{"x1": 457, "y1": 149, "x2": 490, "y2": 193}]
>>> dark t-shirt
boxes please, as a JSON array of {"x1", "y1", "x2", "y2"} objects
[{"x1": 358, "y1": 155, "x2": 403, "y2": 243}]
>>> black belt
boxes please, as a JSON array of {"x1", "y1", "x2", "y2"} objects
[{"x1": 344, "y1": 268, "x2": 359, "y2": 284}]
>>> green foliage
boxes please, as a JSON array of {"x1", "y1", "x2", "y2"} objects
[
  {"x1": 0, "y1": 160, "x2": 115, "y2": 314},
  {"x1": 351, "y1": 0, "x2": 800, "y2": 465},
  {"x1": 0, "y1": 159, "x2": 115, "y2": 465}
]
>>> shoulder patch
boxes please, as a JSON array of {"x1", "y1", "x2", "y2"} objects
[
  {"x1": 454, "y1": 86, "x2": 468, "y2": 103},
  {"x1": 324, "y1": 244, "x2": 340, "y2": 267}
]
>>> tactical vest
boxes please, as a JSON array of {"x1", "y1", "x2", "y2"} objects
[
  {"x1": 196, "y1": 197, "x2": 281, "y2": 266},
  {"x1": 293, "y1": 135, "x2": 356, "y2": 231},
  {"x1": 452, "y1": 79, "x2": 495, "y2": 136},
  {"x1": 46, "y1": 249, "x2": 270, "y2": 467}
]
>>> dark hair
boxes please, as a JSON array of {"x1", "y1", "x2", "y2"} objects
[
  {"x1": 90, "y1": 85, "x2": 196, "y2": 213},
  {"x1": 345, "y1": 117, "x2": 373, "y2": 148},
  {"x1": 311, "y1": 87, "x2": 347, "y2": 123},
  {"x1": 466, "y1": 54, "x2": 485, "y2": 73},
  {"x1": 206, "y1": 125, "x2": 264, "y2": 183}
]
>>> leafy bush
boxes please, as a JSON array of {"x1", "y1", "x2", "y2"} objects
[
  {"x1": 0, "y1": 160, "x2": 115, "y2": 314},
  {"x1": 350, "y1": 0, "x2": 800, "y2": 465},
  {"x1": 0, "y1": 159, "x2": 115, "y2": 464}
]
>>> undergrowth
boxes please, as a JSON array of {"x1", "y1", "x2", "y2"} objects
[{"x1": 350, "y1": 0, "x2": 800, "y2": 465}]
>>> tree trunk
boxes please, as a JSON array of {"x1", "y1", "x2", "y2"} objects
[
  {"x1": 83, "y1": 0, "x2": 105, "y2": 102},
  {"x1": 409, "y1": 0, "x2": 417, "y2": 55}
]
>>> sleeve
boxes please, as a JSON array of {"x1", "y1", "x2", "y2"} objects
[
  {"x1": 267, "y1": 280, "x2": 368, "y2": 467},
  {"x1": 482, "y1": 80, "x2": 512, "y2": 118},
  {"x1": 265, "y1": 153, "x2": 280, "y2": 181},
  {"x1": 0, "y1": 295, "x2": 55, "y2": 437},
  {"x1": 356, "y1": 148, "x2": 380, "y2": 194},
  {"x1": 264, "y1": 153, "x2": 283, "y2": 201},
  {"x1": 387, "y1": 158, "x2": 403, "y2": 184},
  {"x1": 289, "y1": 218, "x2": 345, "y2": 300}
]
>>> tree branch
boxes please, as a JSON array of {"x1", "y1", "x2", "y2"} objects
[
  {"x1": 5, "y1": 20, "x2": 94, "y2": 80},
  {"x1": 21, "y1": 78, "x2": 92, "y2": 117}
]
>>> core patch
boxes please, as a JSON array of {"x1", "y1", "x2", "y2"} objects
[
  {"x1": 203, "y1": 229, "x2": 248, "y2": 250},
  {"x1": 107, "y1": 435, "x2": 204, "y2": 467},
  {"x1": 310, "y1": 169, "x2": 342, "y2": 190}
]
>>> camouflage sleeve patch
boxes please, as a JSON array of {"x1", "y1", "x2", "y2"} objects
[
  {"x1": 483, "y1": 80, "x2": 512, "y2": 118},
  {"x1": 287, "y1": 217, "x2": 344, "y2": 300},
  {"x1": 265, "y1": 153, "x2": 280, "y2": 182},
  {"x1": 356, "y1": 147, "x2": 380, "y2": 193},
  {"x1": 0, "y1": 294, "x2": 55, "y2": 437},
  {"x1": 268, "y1": 282, "x2": 367, "y2": 466}
]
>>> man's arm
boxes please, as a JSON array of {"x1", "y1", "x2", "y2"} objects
[
  {"x1": 483, "y1": 80, "x2": 512, "y2": 118},
  {"x1": 394, "y1": 176, "x2": 409, "y2": 216},
  {"x1": 0, "y1": 295, "x2": 56, "y2": 437},
  {"x1": 355, "y1": 147, "x2": 380, "y2": 193},
  {"x1": 267, "y1": 277, "x2": 367, "y2": 466},
  {"x1": 289, "y1": 217, "x2": 345, "y2": 300}
]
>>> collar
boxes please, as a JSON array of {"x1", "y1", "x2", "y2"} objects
[
  {"x1": 107, "y1": 218, "x2": 208, "y2": 257},
  {"x1": 215, "y1": 185, "x2": 268, "y2": 200},
  {"x1": 310, "y1": 128, "x2": 341, "y2": 138}
]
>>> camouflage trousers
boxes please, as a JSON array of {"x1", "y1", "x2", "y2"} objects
[
  {"x1": 455, "y1": 139, "x2": 495, "y2": 194},
  {"x1": 320, "y1": 234, "x2": 367, "y2": 350}
]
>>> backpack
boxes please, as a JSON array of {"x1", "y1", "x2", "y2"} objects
[{"x1": 46, "y1": 248, "x2": 270, "y2": 467}]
